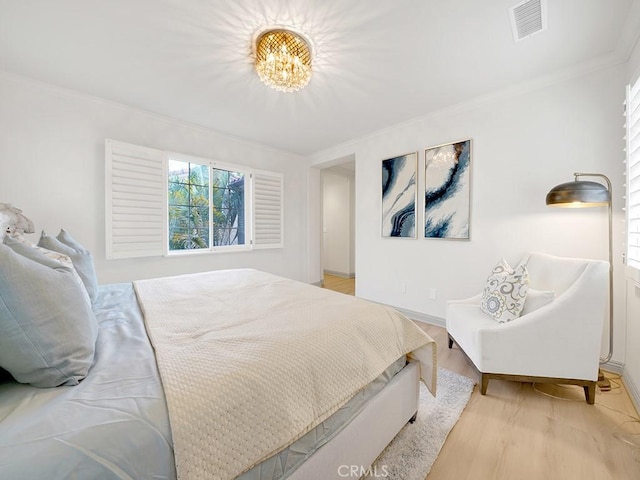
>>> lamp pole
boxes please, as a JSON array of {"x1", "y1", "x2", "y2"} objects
[{"x1": 574, "y1": 172, "x2": 613, "y2": 364}]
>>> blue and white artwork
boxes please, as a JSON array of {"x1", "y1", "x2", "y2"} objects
[
  {"x1": 382, "y1": 152, "x2": 417, "y2": 238},
  {"x1": 424, "y1": 140, "x2": 471, "y2": 239}
]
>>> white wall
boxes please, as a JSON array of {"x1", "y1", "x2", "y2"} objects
[
  {"x1": 322, "y1": 170, "x2": 354, "y2": 277},
  {"x1": 0, "y1": 72, "x2": 309, "y2": 284},
  {"x1": 349, "y1": 168, "x2": 356, "y2": 276},
  {"x1": 307, "y1": 167, "x2": 322, "y2": 285},
  {"x1": 310, "y1": 64, "x2": 627, "y2": 367}
]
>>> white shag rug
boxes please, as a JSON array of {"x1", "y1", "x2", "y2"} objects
[{"x1": 366, "y1": 367, "x2": 475, "y2": 480}]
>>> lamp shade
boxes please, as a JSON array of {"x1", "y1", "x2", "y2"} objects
[{"x1": 545, "y1": 180, "x2": 611, "y2": 207}]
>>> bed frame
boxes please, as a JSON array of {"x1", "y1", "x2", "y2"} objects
[{"x1": 289, "y1": 360, "x2": 420, "y2": 480}]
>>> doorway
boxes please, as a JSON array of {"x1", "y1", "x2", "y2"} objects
[{"x1": 321, "y1": 158, "x2": 356, "y2": 292}]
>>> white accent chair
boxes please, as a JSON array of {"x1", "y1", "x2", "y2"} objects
[{"x1": 446, "y1": 252, "x2": 608, "y2": 404}]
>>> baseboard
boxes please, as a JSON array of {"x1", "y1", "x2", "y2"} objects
[
  {"x1": 394, "y1": 307, "x2": 445, "y2": 328},
  {"x1": 310, "y1": 280, "x2": 323, "y2": 287},
  {"x1": 323, "y1": 269, "x2": 355, "y2": 279},
  {"x1": 622, "y1": 370, "x2": 640, "y2": 415},
  {"x1": 601, "y1": 359, "x2": 624, "y2": 375}
]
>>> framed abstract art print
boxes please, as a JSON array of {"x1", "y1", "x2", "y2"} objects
[
  {"x1": 381, "y1": 152, "x2": 417, "y2": 238},
  {"x1": 424, "y1": 139, "x2": 472, "y2": 239}
]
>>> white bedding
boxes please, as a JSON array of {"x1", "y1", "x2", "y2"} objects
[
  {"x1": 0, "y1": 284, "x2": 175, "y2": 479},
  {"x1": 0, "y1": 270, "x2": 436, "y2": 480},
  {"x1": 134, "y1": 268, "x2": 437, "y2": 480}
]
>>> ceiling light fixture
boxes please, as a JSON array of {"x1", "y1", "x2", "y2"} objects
[{"x1": 254, "y1": 28, "x2": 312, "y2": 93}]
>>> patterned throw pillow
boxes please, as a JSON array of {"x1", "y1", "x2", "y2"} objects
[{"x1": 480, "y1": 259, "x2": 529, "y2": 323}]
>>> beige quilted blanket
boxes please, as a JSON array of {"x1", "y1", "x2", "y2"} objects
[{"x1": 134, "y1": 269, "x2": 436, "y2": 480}]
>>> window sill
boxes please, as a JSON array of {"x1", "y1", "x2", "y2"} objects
[{"x1": 167, "y1": 245, "x2": 251, "y2": 256}]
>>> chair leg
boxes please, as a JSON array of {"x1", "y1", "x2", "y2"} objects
[
  {"x1": 584, "y1": 382, "x2": 596, "y2": 405},
  {"x1": 481, "y1": 374, "x2": 489, "y2": 395},
  {"x1": 448, "y1": 335, "x2": 453, "y2": 349}
]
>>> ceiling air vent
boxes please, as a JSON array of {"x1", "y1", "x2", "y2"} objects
[{"x1": 509, "y1": 0, "x2": 547, "y2": 42}]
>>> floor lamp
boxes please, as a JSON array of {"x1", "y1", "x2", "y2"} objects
[{"x1": 546, "y1": 172, "x2": 613, "y2": 390}]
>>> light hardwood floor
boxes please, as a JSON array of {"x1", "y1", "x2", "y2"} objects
[
  {"x1": 322, "y1": 273, "x2": 355, "y2": 295},
  {"x1": 323, "y1": 274, "x2": 640, "y2": 480}
]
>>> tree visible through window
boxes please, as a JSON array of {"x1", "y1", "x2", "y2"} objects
[
  {"x1": 212, "y1": 168, "x2": 245, "y2": 246},
  {"x1": 168, "y1": 160, "x2": 210, "y2": 250},
  {"x1": 168, "y1": 159, "x2": 246, "y2": 251}
]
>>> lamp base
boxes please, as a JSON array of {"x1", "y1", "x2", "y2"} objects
[{"x1": 597, "y1": 369, "x2": 611, "y2": 392}]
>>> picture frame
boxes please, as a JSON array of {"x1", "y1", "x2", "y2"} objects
[
  {"x1": 424, "y1": 139, "x2": 472, "y2": 239},
  {"x1": 381, "y1": 152, "x2": 418, "y2": 238}
]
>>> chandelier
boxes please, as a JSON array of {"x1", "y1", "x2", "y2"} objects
[{"x1": 254, "y1": 29, "x2": 312, "y2": 92}]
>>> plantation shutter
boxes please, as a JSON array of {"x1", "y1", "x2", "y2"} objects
[
  {"x1": 252, "y1": 170, "x2": 284, "y2": 249},
  {"x1": 626, "y1": 82, "x2": 640, "y2": 270},
  {"x1": 105, "y1": 139, "x2": 167, "y2": 259}
]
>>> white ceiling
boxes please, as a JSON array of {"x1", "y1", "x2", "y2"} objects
[{"x1": 1, "y1": 0, "x2": 639, "y2": 156}]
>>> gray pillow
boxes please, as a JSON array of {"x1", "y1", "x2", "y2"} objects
[
  {"x1": 38, "y1": 229, "x2": 98, "y2": 303},
  {"x1": 3, "y1": 235, "x2": 92, "y2": 309},
  {"x1": 0, "y1": 242, "x2": 98, "y2": 387}
]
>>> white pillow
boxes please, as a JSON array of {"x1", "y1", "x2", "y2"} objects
[
  {"x1": 0, "y1": 243, "x2": 98, "y2": 387},
  {"x1": 521, "y1": 288, "x2": 555, "y2": 315},
  {"x1": 480, "y1": 258, "x2": 529, "y2": 323}
]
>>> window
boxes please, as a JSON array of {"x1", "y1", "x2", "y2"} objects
[
  {"x1": 106, "y1": 139, "x2": 282, "y2": 259},
  {"x1": 168, "y1": 159, "x2": 210, "y2": 250},
  {"x1": 167, "y1": 157, "x2": 249, "y2": 252},
  {"x1": 211, "y1": 167, "x2": 246, "y2": 247},
  {"x1": 626, "y1": 80, "x2": 640, "y2": 270}
]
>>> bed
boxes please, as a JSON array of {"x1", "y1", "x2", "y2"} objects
[{"x1": 0, "y1": 262, "x2": 436, "y2": 479}]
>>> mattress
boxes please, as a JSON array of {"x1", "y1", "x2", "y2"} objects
[
  {"x1": 0, "y1": 283, "x2": 411, "y2": 480},
  {"x1": 239, "y1": 356, "x2": 406, "y2": 480}
]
